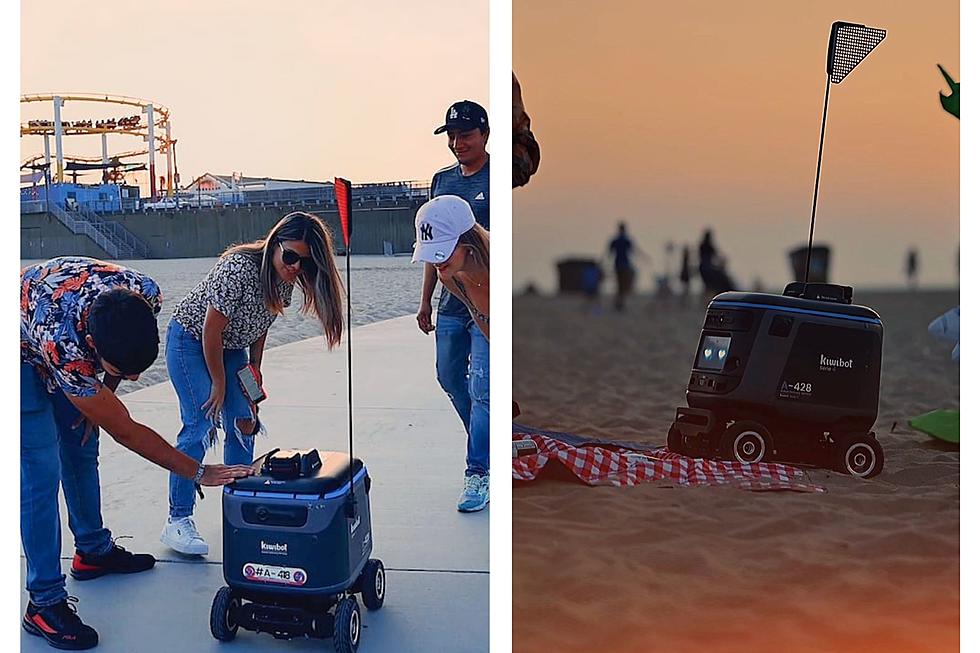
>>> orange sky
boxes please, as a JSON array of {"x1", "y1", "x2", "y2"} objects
[
  {"x1": 515, "y1": 0, "x2": 959, "y2": 289},
  {"x1": 21, "y1": 1, "x2": 488, "y2": 188}
]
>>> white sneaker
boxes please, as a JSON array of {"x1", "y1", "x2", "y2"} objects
[
  {"x1": 457, "y1": 474, "x2": 489, "y2": 512},
  {"x1": 160, "y1": 516, "x2": 209, "y2": 555}
]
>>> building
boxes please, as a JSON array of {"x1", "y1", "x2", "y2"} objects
[
  {"x1": 20, "y1": 181, "x2": 141, "y2": 214},
  {"x1": 181, "y1": 173, "x2": 428, "y2": 208}
]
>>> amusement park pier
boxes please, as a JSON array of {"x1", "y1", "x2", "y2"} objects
[{"x1": 21, "y1": 93, "x2": 425, "y2": 259}]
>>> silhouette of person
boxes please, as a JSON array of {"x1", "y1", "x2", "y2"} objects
[
  {"x1": 679, "y1": 245, "x2": 692, "y2": 299},
  {"x1": 906, "y1": 247, "x2": 919, "y2": 289},
  {"x1": 698, "y1": 229, "x2": 734, "y2": 296},
  {"x1": 607, "y1": 222, "x2": 646, "y2": 311}
]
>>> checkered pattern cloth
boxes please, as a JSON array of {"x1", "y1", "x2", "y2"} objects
[{"x1": 513, "y1": 426, "x2": 824, "y2": 493}]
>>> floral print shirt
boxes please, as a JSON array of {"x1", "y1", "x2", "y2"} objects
[
  {"x1": 172, "y1": 252, "x2": 294, "y2": 350},
  {"x1": 21, "y1": 257, "x2": 163, "y2": 397}
]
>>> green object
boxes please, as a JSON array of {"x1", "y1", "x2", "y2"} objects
[
  {"x1": 908, "y1": 409, "x2": 959, "y2": 443},
  {"x1": 938, "y1": 64, "x2": 959, "y2": 119}
]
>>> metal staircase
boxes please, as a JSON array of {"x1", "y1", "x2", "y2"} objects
[{"x1": 48, "y1": 204, "x2": 150, "y2": 259}]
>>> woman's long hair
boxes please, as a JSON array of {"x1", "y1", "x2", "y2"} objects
[
  {"x1": 224, "y1": 212, "x2": 345, "y2": 348},
  {"x1": 455, "y1": 223, "x2": 490, "y2": 273}
]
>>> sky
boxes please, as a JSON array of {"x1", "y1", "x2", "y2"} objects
[
  {"x1": 21, "y1": 1, "x2": 488, "y2": 188},
  {"x1": 514, "y1": 0, "x2": 959, "y2": 290}
]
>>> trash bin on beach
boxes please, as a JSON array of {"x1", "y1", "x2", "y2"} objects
[
  {"x1": 557, "y1": 258, "x2": 603, "y2": 293},
  {"x1": 789, "y1": 245, "x2": 831, "y2": 283}
]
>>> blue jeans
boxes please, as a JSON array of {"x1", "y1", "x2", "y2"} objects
[
  {"x1": 435, "y1": 313, "x2": 489, "y2": 476},
  {"x1": 21, "y1": 363, "x2": 113, "y2": 607},
  {"x1": 166, "y1": 320, "x2": 257, "y2": 519}
]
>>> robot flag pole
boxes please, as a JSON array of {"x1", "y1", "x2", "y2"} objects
[
  {"x1": 804, "y1": 21, "x2": 886, "y2": 284},
  {"x1": 334, "y1": 176, "x2": 356, "y2": 513}
]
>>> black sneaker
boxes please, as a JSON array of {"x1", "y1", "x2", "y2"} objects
[
  {"x1": 69, "y1": 538, "x2": 155, "y2": 581},
  {"x1": 23, "y1": 597, "x2": 98, "y2": 650}
]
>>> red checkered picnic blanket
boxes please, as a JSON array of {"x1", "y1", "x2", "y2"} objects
[{"x1": 513, "y1": 429, "x2": 824, "y2": 493}]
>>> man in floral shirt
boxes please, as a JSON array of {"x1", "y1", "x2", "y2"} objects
[{"x1": 21, "y1": 257, "x2": 253, "y2": 650}]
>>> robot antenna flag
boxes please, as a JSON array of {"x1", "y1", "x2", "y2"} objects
[
  {"x1": 804, "y1": 21, "x2": 886, "y2": 284},
  {"x1": 334, "y1": 177, "x2": 355, "y2": 511}
]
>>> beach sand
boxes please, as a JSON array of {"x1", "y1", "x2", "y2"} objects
[
  {"x1": 513, "y1": 289, "x2": 959, "y2": 653},
  {"x1": 22, "y1": 256, "x2": 420, "y2": 393}
]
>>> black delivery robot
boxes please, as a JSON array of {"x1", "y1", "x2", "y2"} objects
[
  {"x1": 668, "y1": 22, "x2": 889, "y2": 479},
  {"x1": 668, "y1": 282, "x2": 884, "y2": 478},
  {"x1": 210, "y1": 179, "x2": 386, "y2": 651}
]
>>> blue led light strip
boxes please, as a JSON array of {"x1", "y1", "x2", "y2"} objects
[{"x1": 711, "y1": 301, "x2": 881, "y2": 325}]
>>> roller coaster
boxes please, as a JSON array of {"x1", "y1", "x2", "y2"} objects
[{"x1": 21, "y1": 93, "x2": 177, "y2": 198}]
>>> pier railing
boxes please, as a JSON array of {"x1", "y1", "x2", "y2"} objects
[
  {"x1": 171, "y1": 180, "x2": 429, "y2": 210},
  {"x1": 48, "y1": 204, "x2": 123, "y2": 259},
  {"x1": 46, "y1": 204, "x2": 150, "y2": 259},
  {"x1": 78, "y1": 207, "x2": 151, "y2": 259}
]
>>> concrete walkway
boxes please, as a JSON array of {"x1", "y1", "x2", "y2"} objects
[{"x1": 21, "y1": 316, "x2": 489, "y2": 652}]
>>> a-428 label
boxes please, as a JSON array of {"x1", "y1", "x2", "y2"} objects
[{"x1": 779, "y1": 380, "x2": 813, "y2": 399}]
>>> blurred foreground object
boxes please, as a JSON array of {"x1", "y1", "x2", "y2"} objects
[{"x1": 512, "y1": 73, "x2": 540, "y2": 188}]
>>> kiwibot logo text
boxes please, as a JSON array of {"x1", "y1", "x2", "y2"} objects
[
  {"x1": 818, "y1": 354, "x2": 854, "y2": 371},
  {"x1": 261, "y1": 541, "x2": 288, "y2": 555}
]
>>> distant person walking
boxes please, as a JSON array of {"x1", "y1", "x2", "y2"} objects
[
  {"x1": 906, "y1": 247, "x2": 919, "y2": 289},
  {"x1": 698, "y1": 229, "x2": 735, "y2": 296},
  {"x1": 416, "y1": 100, "x2": 491, "y2": 513},
  {"x1": 160, "y1": 212, "x2": 346, "y2": 556},
  {"x1": 582, "y1": 263, "x2": 602, "y2": 314},
  {"x1": 679, "y1": 245, "x2": 692, "y2": 300},
  {"x1": 607, "y1": 222, "x2": 647, "y2": 311}
]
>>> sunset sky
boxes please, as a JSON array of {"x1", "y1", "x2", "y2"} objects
[
  {"x1": 515, "y1": 0, "x2": 959, "y2": 290},
  {"x1": 21, "y1": 1, "x2": 488, "y2": 188}
]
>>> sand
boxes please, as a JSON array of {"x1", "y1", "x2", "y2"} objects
[
  {"x1": 513, "y1": 289, "x2": 959, "y2": 653},
  {"x1": 22, "y1": 256, "x2": 420, "y2": 393}
]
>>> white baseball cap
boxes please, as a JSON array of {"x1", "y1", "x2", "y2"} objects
[{"x1": 412, "y1": 195, "x2": 476, "y2": 263}]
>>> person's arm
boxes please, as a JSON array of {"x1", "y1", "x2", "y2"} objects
[
  {"x1": 74, "y1": 372, "x2": 122, "y2": 444},
  {"x1": 437, "y1": 271, "x2": 490, "y2": 340},
  {"x1": 249, "y1": 330, "x2": 268, "y2": 381},
  {"x1": 416, "y1": 263, "x2": 438, "y2": 334},
  {"x1": 103, "y1": 373, "x2": 123, "y2": 394},
  {"x1": 67, "y1": 387, "x2": 253, "y2": 485},
  {"x1": 202, "y1": 306, "x2": 230, "y2": 421},
  {"x1": 603, "y1": 242, "x2": 614, "y2": 263},
  {"x1": 473, "y1": 282, "x2": 490, "y2": 341}
]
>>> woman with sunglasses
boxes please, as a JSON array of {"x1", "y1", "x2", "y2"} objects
[{"x1": 160, "y1": 212, "x2": 345, "y2": 555}]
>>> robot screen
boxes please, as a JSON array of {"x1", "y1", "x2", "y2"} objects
[{"x1": 696, "y1": 335, "x2": 732, "y2": 372}]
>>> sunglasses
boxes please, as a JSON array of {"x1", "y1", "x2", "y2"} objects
[{"x1": 279, "y1": 242, "x2": 317, "y2": 273}]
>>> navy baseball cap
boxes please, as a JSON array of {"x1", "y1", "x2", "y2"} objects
[{"x1": 433, "y1": 100, "x2": 488, "y2": 135}]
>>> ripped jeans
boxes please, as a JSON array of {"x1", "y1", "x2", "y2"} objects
[
  {"x1": 166, "y1": 319, "x2": 258, "y2": 519},
  {"x1": 435, "y1": 313, "x2": 490, "y2": 477}
]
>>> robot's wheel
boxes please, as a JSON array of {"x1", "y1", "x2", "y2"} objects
[
  {"x1": 720, "y1": 421, "x2": 772, "y2": 464},
  {"x1": 210, "y1": 586, "x2": 240, "y2": 642},
  {"x1": 358, "y1": 558, "x2": 386, "y2": 611},
  {"x1": 333, "y1": 595, "x2": 361, "y2": 653},
  {"x1": 837, "y1": 433, "x2": 884, "y2": 479},
  {"x1": 666, "y1": 424, "x2": 687, "y2": 455}
]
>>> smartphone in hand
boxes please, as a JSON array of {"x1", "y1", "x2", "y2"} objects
[{"x1": 237, "y1": 364, "x2": 267, "y2": 405}]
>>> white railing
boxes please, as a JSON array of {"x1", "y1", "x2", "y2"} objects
[
  {"x1": 77, "y1": 206, "x2": 150, "y2": 258},
  {"x1": 48, "y1": 204, "x2": 123, "y2": 259}
]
